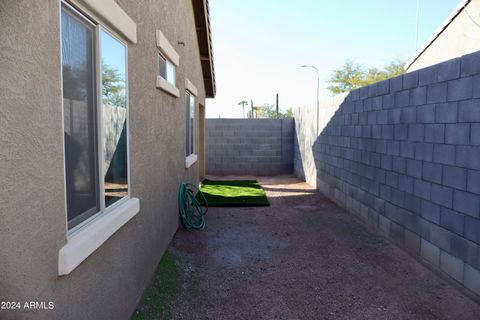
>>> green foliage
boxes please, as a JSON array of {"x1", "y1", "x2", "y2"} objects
[
  {"x1": 327, "y1": 61, "x2": 365, "y2": 94},
  {"x1": 328, "y1": 60, "x2": 405, "y2": 94},
  {"x1": 197, "y1": 179, "x2": 269, "y2": 206},
  {"x1": 284, "y1": 108, "x2": 293, "y2": 118},
  {"x1": 102, "y1": 62, "x2": 126, "y2": 108},
  {"x1": 253, "y1": 104, "x2": 293, "y2": 119},
  {"x1": 131, "y1": 250, "x2": 203, "y2": 320},
  {"x1": 384, "y1": 60, "x2": 406, "y2": 78},
  {"x1": 238, "y1": 100, "x2": 248, "y2": 107},
  {"x1": 131, "y1": 252, "x2": 180, "y2": 320},
  {"x1": 61, "y1": 62, "x2": 126, "y2": 107}
]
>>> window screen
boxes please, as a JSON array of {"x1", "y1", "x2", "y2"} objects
[{"x1": 61, "y1": 6, "x2": 99, "y2": 228}]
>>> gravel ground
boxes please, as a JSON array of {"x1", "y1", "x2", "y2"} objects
[{"x1": 158, "y1": 175, "x2": 480, "y2": 319}]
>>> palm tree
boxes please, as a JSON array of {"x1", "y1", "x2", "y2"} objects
[{"x1": 238, "y1": 100, "x2": 248, "y2": 119}]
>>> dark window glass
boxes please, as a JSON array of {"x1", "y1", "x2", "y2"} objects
[
  {"x1": 159, "y1": 54, "x2": 166, "y2": 79},
  {"x1": 61, "y1": 6, "x2": 99, "y2": 228}
]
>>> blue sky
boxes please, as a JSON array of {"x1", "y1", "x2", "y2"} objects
[
  {"x1": 206, "y1": 0, "x2": 462, "y2": 118},
  {"x1": 101, "y1": 29, "x2": 126, "y2": 80}
]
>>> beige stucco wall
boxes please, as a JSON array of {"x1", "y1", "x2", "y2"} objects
[
  {"x1": 408, "y1": 0, "x2": 480, "y2": 71},
  {"x1": 0, "y1": 0, "x2": 207, "y2": 319}
]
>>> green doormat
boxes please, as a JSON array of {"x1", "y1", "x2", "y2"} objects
[{"x1": 196, "y1": 179, "x2": 270, "y2": 207}]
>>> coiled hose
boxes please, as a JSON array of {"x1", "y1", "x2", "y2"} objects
[{"x1": 178, "y1": 182, "x2": 208, "y2": 229}]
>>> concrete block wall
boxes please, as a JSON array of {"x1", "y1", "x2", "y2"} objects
[
  {"x1": 294, "y1": 107, "x2": 317, "y2": 185},
  {"x1": 206, "y1": 119, "x2": 294, "y2": 175},
  {"x1": 294, "y1": 93, "x2": 347, "y2": 187},
  {"x1": 313, "y1": 51, "x2": 480, "y2": 298}
]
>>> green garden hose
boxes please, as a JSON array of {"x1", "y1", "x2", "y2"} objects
[{"x1": 178, "y1": 182, "x2": 208, "y2": 229}]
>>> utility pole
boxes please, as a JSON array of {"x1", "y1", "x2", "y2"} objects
[
  {"x1": 276, "y1": 93, "x2": 279, "y2": 118},
  {"x1": 251, "y1": 99, "x2": 254, "y2": 119}
]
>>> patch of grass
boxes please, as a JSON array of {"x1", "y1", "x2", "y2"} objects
[
  {"x1": 186, "y1": 269, "x2": 201, "y2": 299},
  {"x1": 131, "y1": 251, "x2": 181, "y2": 320},
  {"x1": 131, "y1": 252, "x2": 204, "y2": 320},
  {"x1": 196, "y1": 179, "x2": 269, "y2": 206}
]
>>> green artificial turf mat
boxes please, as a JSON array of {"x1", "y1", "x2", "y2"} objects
[{"x1": 196, "y1": 179, "x2": 270, "y2": 207}]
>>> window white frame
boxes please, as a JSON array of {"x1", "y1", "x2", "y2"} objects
[
  {"x1": 59, "y1": 0, "x2": 139, "y2": 276},
  {"x1": 158, "y1": 53, "x2": 176, "y2": 86},
  {"x1": 156, "y1": 29, "x2": 179, "y2": 97}
]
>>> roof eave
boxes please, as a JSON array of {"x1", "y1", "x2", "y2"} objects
[
  {"x1": 406, "y1": 0, "x2": 471, "y2": 70},
  {"x1": 192, "y1": 0, "x2": 216, "y2": 98}
]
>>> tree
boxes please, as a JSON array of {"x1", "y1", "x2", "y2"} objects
[
  {"x1": 284, "y1": 108, "x2": 293, "y2": 118},
  {"x1": 327, "y1": 60, "x2": 405, "y2": 94},
  {"x1": 254, "y1": 104, "x2": 293, "y2": 119},
  {"x1": 327, "y1": 61, "x2": 365, "y2": 94},
  {"x1": 384, "y1": 59, "x2": 406, "y2": 78},
  {"x1": 102, "y1": 62, "x2": 126, "y2": 108},
  {"x1": 238, "y1": 100, "x2": 248, "y2": 118}
]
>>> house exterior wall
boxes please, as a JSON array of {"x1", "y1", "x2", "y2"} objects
[
  {"x1": 408, "y1": 0, "x2": 480, "y2": 71},
  {"x1": 205, "y1": 119, "x2": 294, "y2": 176},
  {"x1": 0, "y1": 0, "x2": 206, "y2": 319},
  {"x1": 312, "y1": 51, "x2": 480, "y2": 298}
]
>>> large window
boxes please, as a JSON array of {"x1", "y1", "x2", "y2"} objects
[
  {"x1": 186, "y1": 92, "x2": 196, "y2": 157},
  {"x1": 62, "y1": 3, "x2": 129, "y2": 230}
]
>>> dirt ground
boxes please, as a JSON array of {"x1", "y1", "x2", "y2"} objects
[{"x1": 161, "y1": 175, "x2": 480, "y2": 319}]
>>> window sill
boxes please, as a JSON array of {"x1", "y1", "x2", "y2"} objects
[
  {"x1": 58, "y1": 197, "x2": 140, "y2": 276},
  {"x1": 185, "y1": 78, "x2": 198, "y2": 96},
  {"x1": 156, "y1": 76, "x2": 179, "y2": 97},
  {"x1": 185, "y1": 154, "x2": 198, "y2": 168},
  {"x1": 156, "y1": 30, "x2": 179, "y2": 66}
]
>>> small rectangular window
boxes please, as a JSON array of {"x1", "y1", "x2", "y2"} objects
[
  {"x1": 186, "y1": 92, "x2": 195, "y2": 156},
  {"x1": 61, "y1": 3, "x2": 130, "y2": 230},
  {"x1": 159, "y1": 53, "x2": 175, "y2": 86}
]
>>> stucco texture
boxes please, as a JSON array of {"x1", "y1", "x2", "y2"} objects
[{"x1": 0, "y1": 0, "x2": 207, "y2": 319}]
